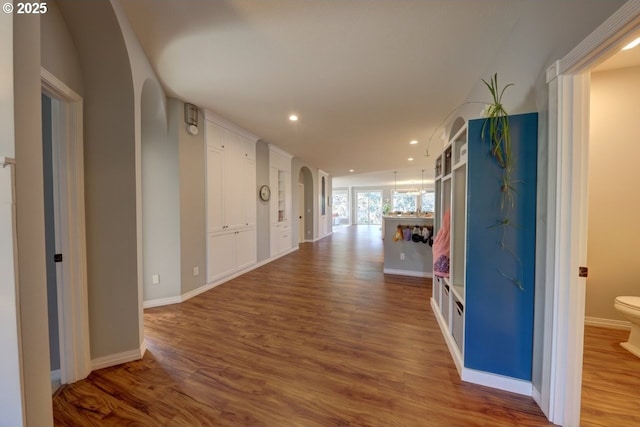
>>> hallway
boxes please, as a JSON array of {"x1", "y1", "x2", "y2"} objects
[{"x1": 53, "y1": 225, "x2": 552, "y2": 426}]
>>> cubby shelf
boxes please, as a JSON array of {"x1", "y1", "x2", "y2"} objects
[{"x1": 431, "y1": 113, "x2": 539, "y2": 395}]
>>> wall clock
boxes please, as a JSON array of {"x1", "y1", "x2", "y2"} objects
[{"x1": 259, "y1": 184, "x2": 271, "y2": 201}]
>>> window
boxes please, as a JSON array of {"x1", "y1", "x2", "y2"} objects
[
  {"x1": 421, "y1": 191, "x2": 435, "y2": 213},
  {"x1": 356, "y1": 191, "x2": 382, "y2": 224},
  {"x1": 392, "y1": 191, "x2": 417, "y2": 213}
]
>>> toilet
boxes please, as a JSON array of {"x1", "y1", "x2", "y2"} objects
[{"x1": 614, "y1": 296, "x2": 640, "y2": 358}]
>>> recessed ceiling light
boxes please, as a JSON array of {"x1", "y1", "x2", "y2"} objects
[
  {"x1": 622, "y1": 37, "x2": 640, "y2": 51},
  {"x1": 349, "y1": 169, "x2": 354, "y2": 173},
  {"x1": 410, "y1": 140, "x2": 418, "y2": 145},
  {"x1": 408, "y1": 157, "x2": 414, "y2": 161},
  {"x1": 289, "y1": 114, "x2": 298, "y2": 121}
]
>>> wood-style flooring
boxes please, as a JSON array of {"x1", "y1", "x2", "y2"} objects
[
  {"x1": 53, "y1": 225, "x2": 556, "y2": 426},
  {"x1": 581, "y1": 325, "x2": 640, "y2": 427}
]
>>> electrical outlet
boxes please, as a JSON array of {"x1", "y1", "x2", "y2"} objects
[
  {"x1": 152, "y1": 274, "x2": 160, "y2": 284},
  {"x1": 400, "y1": 253, "x2": 405, "y2": 261},
  {"x1": 193, "y1": 266, "x2": 199, "y2": 276}
]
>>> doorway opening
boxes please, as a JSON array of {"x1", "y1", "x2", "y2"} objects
[
  {"x1": 41, "y1": 69, "x2": 91, "y2": 390},
  {"x1": 332, "y1": 188, "x2": 349, "y2": 228},
  {"x1": 355, "y1": 190, "x2": 382, "y2": 225},
  {"x1": 543, "y1": 5, "x2": 640, "y2": 425}
]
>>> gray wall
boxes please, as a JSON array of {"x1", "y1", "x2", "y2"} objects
[
  {"x1": 40, "y1": 0, "x2": 83, "y2": 96},
  {"x1": 142, "y1": 81, "x2": 180, "y2": 301},
  {"x1": 256, "y1": 141, "x2": 271, "y2": 261},
  {"x1": 14, "y1": 13, "x2": 54, "y2": 427},
  {"x1": 176, "y1": 99, "x2": 206, "y2": 295},
  {"x1": 58, "y1": 1, "x2": 141, "y2": 358},
  {"x1": 383, "y1": 217, "x2": 433, "y2": 274}
]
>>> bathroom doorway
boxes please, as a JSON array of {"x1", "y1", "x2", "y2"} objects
[
  {"x1": 543, "y1": 8, "x2": 640, "y2": 425},
  {"x1": 579, "y1": 45, "x2": 640, "y2": 426}
]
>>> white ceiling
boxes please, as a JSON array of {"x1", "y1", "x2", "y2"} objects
[{"x1": 119, "y1": 0, "x2": 626, "y2": 187}]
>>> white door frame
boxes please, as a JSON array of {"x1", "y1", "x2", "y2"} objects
[
  {"x1": 41, "y1": 68, "x2": 91, "y2": 384},
  {"x1": 544, "y1": 3, "x2": 640, "y2": 425}
]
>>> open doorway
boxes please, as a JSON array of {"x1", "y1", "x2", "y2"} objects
[
  {"x1": 579, "y1": 49, "x2": 640, "y2": 426},
  {"x1": 355, "y1": 190, "x2": 382, "y2": 225},
  {"x1": 41, "y1": 70, "x2": 91, "y2": 390},
  {"x1": 41, "y1": 93, "x2": 61, "y2": 393},
  {"x1": 544, "y1": 6, "x2": 640, "y2": 425}
]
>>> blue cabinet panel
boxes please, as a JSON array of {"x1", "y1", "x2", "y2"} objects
[{"x1": 464, "y1": 113, "x2": 537, "y2": 380}]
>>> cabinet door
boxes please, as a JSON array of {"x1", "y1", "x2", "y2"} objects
[
  {"x1": 269, "y1": 167, "x2": 279, "y2": 224},
  {"x1": 206, "y1": 120, "x2": 225, "y2": 150},
  {"x1": 244, "y1": 159, "x2": 256, "y2": 227},
  {"x1": 270, "y1": 223, "x2": 279, "y2": 257},
  {"x1": 207, "y1": 231, "x2": 236, "y2": 282},
  {"x1": 236, "y1": 228, "x2": 257, "y2": 270},
  {"x1": 223, "y1": 130, "x2": 245, "y2": 229},
  {"x1": 207, "y1": 146, "x2": 224, "y2": 233},
  {"x1": 278, "y1": 223, "x2": 291, "y2": 253}
]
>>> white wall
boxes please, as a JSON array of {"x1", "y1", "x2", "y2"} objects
[
  {"x1": 0, "y1": 10, "x2": 25, "y2": 427},
  {"x1": 14, "y1": 12, "x2": 54, "y2": 427},
  {"x1": 586, "y1": 66, "x2": 640, "y2": 321}
]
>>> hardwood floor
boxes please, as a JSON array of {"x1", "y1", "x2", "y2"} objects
[
  {"x1": 53, "y1": 225, "x2": 554, "y2": 426},
  {"x1": 581, "y1": 325, "x2": 640, "y2": 427}
]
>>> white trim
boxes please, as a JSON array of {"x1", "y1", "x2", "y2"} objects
[
  {"x1": 461, "y1": 368, "x2": 532, "y2": 397},
  {"x1": 533, "y1": 386, "x2": 542, "y2": 409},
  {"x1": 41, "y1": 68, "x2": 91, "y2": 385},
  {"x1": 558, "y1": 1, "x2": 640, "y2": 75},
  {"x1": 267, "y1": 143, "x2": 293, "y2": 159},
  {"x1": 144, "y1": 247, "x2": 300, "y2": 308},
  {"x1": 584, "y1": 317, "x2": 631, "y2": 330},
  {"x1": 91, "y1": 342, "x2": 146, "y2": 371},
  {"x1": 41, "y1": 68, "x2": 81, "y2": 101},
  {"x1": 311, "y1": 231, "x2": 333, "y2": 242},
  {"x1": 545, "y1": 5, "x2": 640, "y2": 423},
  {"x1": 383, "y1": 268, "x2": 432, "y2": 278},
  {"x1": 204, "y1": 109, "x2": 260, "y2": 143},
  {"x1": 142, "y1": 295, "x2": 182, "y2": 309},
  {"x1": 431, "y1": 298, "x2": 463, "y2": 375}
]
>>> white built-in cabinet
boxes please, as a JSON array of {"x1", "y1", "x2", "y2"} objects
[
  {"x1": 269, "y1": 145, "x2": 293, "y2": 256},
  {"x1": 206, "y1": 116, "x2": 257, "y2": 283}
]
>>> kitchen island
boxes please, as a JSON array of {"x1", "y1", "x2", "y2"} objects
[{"x1": 382, "y1": 215, "x2": 434, "y2": 277}]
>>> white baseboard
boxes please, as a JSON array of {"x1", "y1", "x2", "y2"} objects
[
  {"x1": 384, "y1": 268, "x2": 432, "y2": 278},
  {"x1": 585, "y1": 316, "x2": 631, "y2": 330},
  {"x1": 532, "y1": 385, "x2": 542, "y2": 408},
  {"x1": 91, "y1": 342, "x2": 146, "y2": 371},
  {"x1": 311, "y1": 231, "x2": 333, "y2": 242},
  {"x1": 462, "y1": 368, "x2": 532, "y2": 397},
  {"x1": 431, "y1": 299, "x2": 532, "y2": 397},
  {"x1": 143, "y1": 295, "x2": 182, "y2": 309},
  {"x1": 143, "y1": 246, "x2": 301, "y2": 309}
]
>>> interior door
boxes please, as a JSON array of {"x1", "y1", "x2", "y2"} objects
[{"x1": 298, "y1": 183, "x2": 305, "y2": 243}]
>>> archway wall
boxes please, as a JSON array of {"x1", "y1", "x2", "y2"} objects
[
  {"x1": 58, "y1": 0, "x2": 142, "y2": 360},
  {"x1": 291, "y1": 159, "x2": 317, "y2": 243},
  {"x1": 141, "y1": 79, "x2": 180, "y2": 302}
]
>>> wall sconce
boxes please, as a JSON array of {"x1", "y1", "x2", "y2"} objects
[{"x1": 184, "y1": 102, "x2": 199, "y2": 135}]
